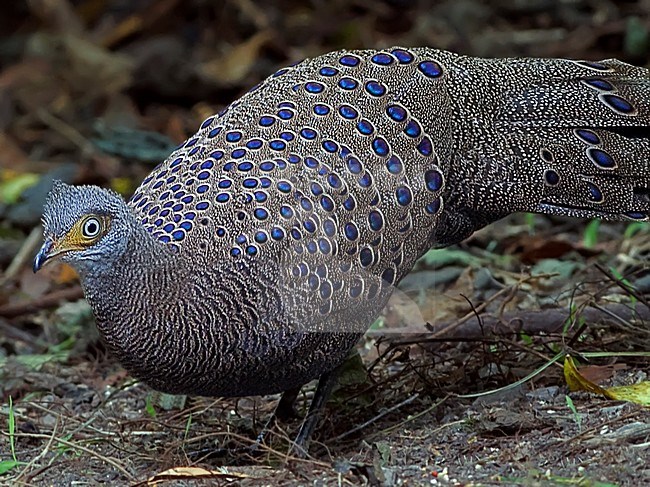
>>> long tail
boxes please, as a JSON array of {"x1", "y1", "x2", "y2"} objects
[{"x1": 444, "y1": 55, "x2": 650, "y2": 240}]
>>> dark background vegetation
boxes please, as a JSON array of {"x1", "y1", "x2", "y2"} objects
[{"x1": 0, "y1": 1, "x2": 649, "y2": 485}]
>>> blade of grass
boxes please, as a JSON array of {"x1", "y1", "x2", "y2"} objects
[{"x1": 0, "y1": 396, "x2": 19, "y2": 475}]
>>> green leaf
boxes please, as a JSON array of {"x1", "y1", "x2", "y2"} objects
[
  {"x1": 519, "y1": 332, "x2": 533, "y2": 346},
  {"x1": 532, "y1": 259, "x2": 580, "y2": 282},
  {"x1": 583, "y1": 219, "x2": 600, "y2": 249},
  {"x1": 157, "y1": 393, "x2": 186, "y2": 411},
  {"x1": 624, "y1": 222, "x2": 648, "y2": 239},
  {"x1": 145, "y1": 395, "x2": 157, "y2": 418},
  {"x1": 183, "y1": 413, "x2": 193, "y2": 441},
  {"x1": 147, "y1": 392, "x2": 186, "y2": 412},
  {"x1": 0, "y1": 173, "x2": 39, "y2": 204},
  {"x1": 564, "y1": 395, "x2": 581, "y2": 431},
  {"x1": 420, "y1": 248, "x2": 480, "y2": 268},
  {"x1": 0, "y1": 460, "x2": 19, "y2": 475},
  {"x1": 369, "y1": 316, "x2": 384, "y2": 330},
  {"x1": 524, "y1": 213, "x2": 536, "y2": 234},
  {"x1": 91, "y1": 122, "x2": 176, "y2": 163},
  {"x1": 625, "y1": 16, "x2": 650, "y2": 57},
  {"x1": 15, "y1": 352, "x2": 70, "y2": 370}
]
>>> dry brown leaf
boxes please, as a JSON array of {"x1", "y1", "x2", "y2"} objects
[
  {"x1": 62, "y1": 34, "x2": 134, "y2": 94},
  {"x1": 578, "y1": 363, "x2": 627, "y2": 384},
  {"x1": 197, "y1": 31, "x2": 274, "y2": 86},
  {"x1": 143, "y1": 466, "x2": 252, "y2": 486},
  {"x1": 0, "y1": 134, "x2": 29, "y2": 169}
]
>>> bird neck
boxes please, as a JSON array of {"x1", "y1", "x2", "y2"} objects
[{"x1": 79, "y1": 223, "x2": 179, "y2": 323}]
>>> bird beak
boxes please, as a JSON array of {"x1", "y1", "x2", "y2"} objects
[{"x1": 33, "y1": 238, "x2": 55, "y2": 273}]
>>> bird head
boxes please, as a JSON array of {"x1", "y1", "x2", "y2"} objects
[{"x1": 33, "y1": 181, "x2": 133, "y2": 275}]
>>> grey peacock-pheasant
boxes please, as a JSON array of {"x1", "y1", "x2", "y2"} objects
[{"x1": 34, "y1": 48, "x2": 650, "y2": 452}]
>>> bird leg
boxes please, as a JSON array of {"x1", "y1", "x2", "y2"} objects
[
  {"x1": 255, "y1": 366, "x2": 340, "y2": 457},
  {"x1": 253, "y1": 385, "x2": 301, "y2": 446},
  {"x1": 191, "y1": 372, "x2": 339, "y2": 461},
  {"x1": 290, "y1": 366, "x2": 340, "y2": 458}
]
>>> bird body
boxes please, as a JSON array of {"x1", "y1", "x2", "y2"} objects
[{"x1": 35, "y1": 48, "x2": 650, "y2": 400}]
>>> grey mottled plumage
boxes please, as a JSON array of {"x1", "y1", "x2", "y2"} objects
[{"x1": 35, "y1": 48, "x2": 650, "y2": 400}]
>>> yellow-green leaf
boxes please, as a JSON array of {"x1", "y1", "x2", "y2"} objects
[
  {"x1": 0, "y1": 173, "x2": 39, "y2": 204},
  {"x1": 564, "y1": 355, "x2": 650, "y2": 406}
]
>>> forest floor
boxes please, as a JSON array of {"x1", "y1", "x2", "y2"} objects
[
  {"x1": 2, "y1": 215, "x2": 649, "y2": 486},
  {"x1": 1, "y1": 1, "x2": 649, "y2": 485}
]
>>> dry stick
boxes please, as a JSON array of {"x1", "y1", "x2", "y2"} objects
[
  {"x1": 387, "y1": 300, "x2": 650, "y2": 348},
  {"x1": 499, "y1": 336, "x2": 567, "y2": 367},
  {"x1": 428, "y1": 275, "x2": 540, "y2": 340},
  {"x1": 367, "y1": 329, "x2": 570, "y2": 440},
  {"x1": 18, "y1": 382, "x2": 174, "y2": 469},
  {"x1": 16, "y1": 416, "x2": 60, "y2": 483},
  {"x1": 555, "y1": 410, "x2": 646, "y2": 450},
  {"x1": 589, "y1": 302, "x2": 640, "y2": 331},
  {"x1": 1, "y1": 226, "x2": 43, "y2": 286},
  {"x1": 367, "y1": 340, "x2": 408, "y2": 372},
  {"x1": 594, "y1": 263, "x2": 649, "y2": 308},
  {"x1": 459, "y1": 293, "x2": 485, "y2": 335},
  {"x1": 459, "y1": 351, "x2": 565, "y2": 401},
  {"x1": 370, "y1": 395, "x2": 453, "y2": 439},
  {"x1": 20, "y1": 400, "x2": 118, "y2": 442},
  {"x1": 496, "y1": 277, "x2": 522, "y2": 321},
  {"x1": 329, "y1": 392, "x2": 421, "y2": 443},
  {"x1": 565, "y1": 315, "x2": 590, "y2": 349},
  {"x1": 0, "y1": 318, "x2": 40, "y2": 344},
  {"x1": 0, "y1": 287, "x2": 84, "y2": 317},
  {"x1": 586, "y1": 282, "x2": 650, "y2": 336},
  {"x1": 184, "y1": 430, "x2": 331, "y2": 467},
  {"x1": 349, "y1": 365, "x2": 414, "y2": 405},
  {"x1": 35, "y1": 108, "x2": 95, "y2": 156},
  {"x1": 4, "y1": 432, "x2": 134, "y2": 480},
  {"x1": 165, "y1": 398, "x2": 225, "y2": 422},
  {"x1": 382, "y1": 275, "x2": 542, "y2": 347}
]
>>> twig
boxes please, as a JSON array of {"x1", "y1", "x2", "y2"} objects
[
  {"x1": 0, "y1": 319, "x2": 41, "y2": 344},
  {"x1": 1, "y1": 226, "x2": 43, "y2": 286},
  {"x1": 595, "y1": 263, "x2": 649, "y2": 308},
  {"x1": 182, "y1": 429, "x2": 331, "y2": 467},
  {"x1": 35, "y1": 108, "x2": 95, "y2": 156},
  {"x1": 3, "y1": 431, "x2": 134, "y2": 480},
  {"x1": 427, "y1": 275, "x2": 539, "y2": 340},
  {"x1": 329, "y1": 393, "x2": 420, "y2": 443},
  {"x1": 370, "y1": 395, "x2": 451, "y2": 439},
  {"x1": 457, "y1": 351, "x2": 565, "y2": 399},
  {"x1": 590, "y1": 302, "x2": 643, "y2": 332},
  {"x1": 16, "y1": 416, "x2": 60, "y2": 483},
  {"x1": 0, "y1": 287, "x2": 84, "y2": 317}
]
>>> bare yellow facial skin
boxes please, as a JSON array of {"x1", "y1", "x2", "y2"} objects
[
  {"x1": 33, "y1": 214, "x2": 111, "y2": 272},
  {"x1": 59, "y1": 214, "x2": 111, "y2": 250}
]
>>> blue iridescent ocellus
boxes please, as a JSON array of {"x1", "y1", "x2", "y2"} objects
[{"x1": 33, "y1": 47, "x2": 650, "y2": 453}]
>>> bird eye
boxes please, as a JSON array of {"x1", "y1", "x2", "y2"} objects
[{"x1": 82, "y1": 217, "x2": 102, "y2": 239}]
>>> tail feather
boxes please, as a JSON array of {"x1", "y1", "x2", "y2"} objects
[
  {"x1": 495, "y1": 58, "x2": 650, "y2": 129},
  {"x1": 424, "y1": 52, "x2": 650, "y2": 246},
  {"x1": 496, "y1": 59, "x2": 650, "y2": 221},
  {"x1": 511, "y1": 127, "x2": 650, "y2": 221}
]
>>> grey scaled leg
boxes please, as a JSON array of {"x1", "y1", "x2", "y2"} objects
[
  {"x1": 254, "y1": 385, "x2": 301, "y2": 446},
  {"x1": 291, "y1": 367, "x2": 341, "y2": 458}
]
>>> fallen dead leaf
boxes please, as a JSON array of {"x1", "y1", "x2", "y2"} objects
[
  {"x1": 564, "y1": 355, "x2": 650, "y2": 407},
  {"x1": 139, "y1": 466, "x2": 256, "y2": 486},
  {"x1": 197, "y1": 31, "x2": 274, "y2": 86}
]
